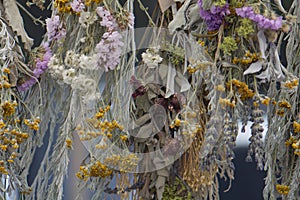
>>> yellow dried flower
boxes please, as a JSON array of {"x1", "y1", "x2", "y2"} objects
[
  {"x1": 215, "y1": 85, "x2": 225, "y2": 92},
  {"x1": 3, "y1": 68, "x2": 10, "y2": 74},
  {"x1": 276, "y1": 184, "x2": 290, "y2": 195},
  {"x1": 66, "y1": 138, "x2": 72, "y2": 148},
  {"x1": 276, "y1": 109, "x2": 285, "y2": 116},
  {"x1": 0, "y1": 120, "x2": 5, "y2": 129},
  {"x1": 293, "y1": 121, "x2": 300, "y2": 133},
  {"x1": 261, "y1": 97, "x2": 270, "y2": 105},
  {"x1": 2, "y1": 101, "x2": 16, "y2": 117},
  {"x1": 278, "y1": 100, "x2": 291, "y2": 109},
  {"x1": 120, "y1": 135, "x2": 128, "y2": 142}
]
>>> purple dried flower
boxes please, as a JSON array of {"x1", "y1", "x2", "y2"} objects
[
  {"x1": 235, "y1": 6, "x2": 282, "y2": 30},
  {"x1": 46, "y1": 15, "x2": 66, "y2": 41},
  {"x1": 198, "y1": 0, "x2": 230, "y2": 31},
  {"x1": 96, "y1": 6, "x2": 118, "y2": 31},
  {"x1": 70, "y1": 0, "x2": 85, "y2": 13},
  {"x1": 18, "y1": 43, "x2": 52, "y2": 92},
  {"x1": 95, "y1": 31, "x2": 124, "y2": 71}
]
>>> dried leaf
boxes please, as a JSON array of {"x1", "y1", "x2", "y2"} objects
[
  {"x1": 165, "y1": 63, "x2": 176, "y2": 98},
  {"x1": 175, "y1": 72, "x2": 190, "y2": 92},
  {"x1": 155, "y1": 176, "x2": 166, "y2": 200},
  {"x1": 244, "y1": 61, "x2": 263, "y2": 75},
  {"x1": 274, "y1": 0, "x2": 287, "y2": 14},
  {"x1": 135, "y1": 114, "x2": 151, "y2": 126},
  {"x1": 149, "y1": 104, "x2": 167, "y2": 132},
  {"x1": 136, "y1": 123, "x2": 153, "y2": 141},
  {"x1": 168, "y1": 0, "x2": 192, "y2": 33},
  {"x1": 257, "y1": 30, "x2": 267, "y2": 59},
  {"x1": 8, "y1": 64, "x2": 18, "y2": 87},
  {"x1": 136, "y1": 94, "x2": 151, "y2": 113},
  {"x1": 3, "y1": 0, "x2": 33, "y2": 50}
]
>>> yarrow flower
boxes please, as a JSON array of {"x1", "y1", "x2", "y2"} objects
[
  {"x1": 235, "y1": 6, "x2": 282, "y2": 30},
  {"x1": 46, "y1": 15, "x2": 66, "y2": 41},
  {"x1": 198, "y1": 0, "x2": 230, "y2": 31},
  {"x1": 70, "y1": 0, "x2": 85, "y2": 13},
  {"x1": 18, "y1": 44, "x2": 52, "y2": 91}
]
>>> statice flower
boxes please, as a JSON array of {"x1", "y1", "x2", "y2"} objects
[
  {"x1": 94, "y1": 6, "x2": 125, "y2": 71},
  {"x1": 198, "y1": 0, "x2": 230, "y2": 31},
  {"x1": 95, "y1": 31, "x2": 124, "y2": 71},
  {"x1": 18, "y1": 44, "x2": 52, "y2": 91},
  {"x1": 96, "y1": 6, "x2": 118, "y2": 31},
  {"x1": 70, "y1": 0, "x2": 85, "y2": 13},
  {"x1": 46, "y1": 15, "x2": 66, "y2": 41},
  {"x1": 235, "y1": 6, "x2": 282, "y2": 30}
]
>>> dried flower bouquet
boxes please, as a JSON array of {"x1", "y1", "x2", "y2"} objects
[{"x1": 0, "y1": 0, "x2": 299, "y2": 199}]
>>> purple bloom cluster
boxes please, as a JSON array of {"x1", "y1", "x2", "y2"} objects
[
  {"x1": 95, "y1": 6, "x2": 124, "y2": 71},
  {"x1": 96, "y1": 6, "x2": 118, "y2": 31},
  {"x1": 70, "y1": 0, "x2": 85, "y2": 13},
  {"x1": 235, "y1": 6, "x2": 282, "y2": 30},
  {"x1": 198, "y1": 0, "x2": 230, "y2": 31},
  {"x1": 46, "y1": 15, "x2": 66, "y2": 41},
  {"x1": 95, "y1": 31, "x2": 124, "y2": 71},
  {"x1": 18, "y1": 44, "x2": 52, "y2": 92}
]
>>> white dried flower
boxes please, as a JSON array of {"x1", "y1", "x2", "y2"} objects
[
  {"x1": 65, "y1": 50, "x2": 80, "y2": 68},
  {"x1": 79, "y1": 11, "x2": 97, "y2": 28},
  {"x1": 48, "y1": 54, "x2": 60, "y2": 68},
  {"x1": 79, "y1": 54, "x2": 97, "y2": 70},
  {"x1": 141, "y1": 49, "x2": 163, "y2": 68},
  {"x1": 62, "y1": 68, "x2": 76, "y2": 85},
  {"x1": 72, "y1": 75, "x2": 96, "y2": 95}
]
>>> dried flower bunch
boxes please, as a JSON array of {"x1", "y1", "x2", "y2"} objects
[{"x1": 0, "y1": 0, "x2": 299, "y2": 199}]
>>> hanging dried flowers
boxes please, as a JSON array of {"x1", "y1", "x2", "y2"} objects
[{"x1": 1, "y1": 0, "x2": 300, "y2": 199}]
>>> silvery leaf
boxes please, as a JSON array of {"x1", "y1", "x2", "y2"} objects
[
  {"x1": 244, "y1": 61, "x2": 263, "y2": 75},
  {"x1": 256, "y1": 67, "x2": 271, "y2": 81},
  {"x1": 3, "y1": 0, "x2": 33, "y2": 50},
  {"x1": 258, "y1": 30, "x2": 267, "y2": 59}
]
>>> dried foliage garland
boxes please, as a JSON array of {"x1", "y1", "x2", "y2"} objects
[{"x1": 0, "y1": 0, "x2": 299, "y2": 199}]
